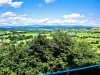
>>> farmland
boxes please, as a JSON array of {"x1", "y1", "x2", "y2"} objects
[{"x1": 0, "y1": 26, "x2": 100, "y2": 50}]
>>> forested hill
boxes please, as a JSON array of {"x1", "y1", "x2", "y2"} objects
[{"x1": 0, "y1": 25, "x2": 93, "y2": 31}]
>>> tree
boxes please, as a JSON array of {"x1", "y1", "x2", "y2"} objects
[
  {"x1": 28, "y1": 34, "x2": 50, "y2": 62},
  {"x1": 72, "y1": 41, "x2": 96, "y2": 67},
  {"x1": 51, "y1": 32, "x2": 73, "y2": 57}
]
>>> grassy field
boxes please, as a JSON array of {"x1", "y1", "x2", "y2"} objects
[
  {"x1": 76, "y1": 33, "x2": 100, "y2": 37},
  {"x1": 23, "y1": 33, "x2": 38, "y2": 36}
]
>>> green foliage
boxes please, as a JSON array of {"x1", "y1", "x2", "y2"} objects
[
  {"x1": 72, "y1": 41, "x2": 96, "y2": 67},
  {"x1": 8, "y1": 34, "x2": 33, "y2": 41},
  {"x1": 0, "y1": 32, "x2": 99, "y2": 74},
  {"x1": 97, "y1": 45, "x2": 100, "y2": 48}
]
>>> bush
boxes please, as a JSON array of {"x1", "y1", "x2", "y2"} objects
[{"x1": 97, "y1": 45, "x2": 100, "y2": 48}]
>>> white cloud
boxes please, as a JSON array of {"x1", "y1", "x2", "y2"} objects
[
  {"x1": 0, "y1": 0, "x2": 23, "y2": 8},
  {"x1": 45, "y1": 0, "x2": 55, "y2": 4},
  {"x1": 0, "y1": 0, "x2": 9, "y2": 5},
  {"x1": 10, "y1": 1, "x2": 23, "y2": 8},
  {"x1": 45, "y1": 19, "x2": 79, "y2": 25},
  {"x1": 1, "y1": 12, "x2": 16, "y2": 17},
  {"x1": 63, "y1": 13, "x2": 84, "y2": 19},
  {"x1": 0, "y1": 12, "x2": 99, "y2": 26}
]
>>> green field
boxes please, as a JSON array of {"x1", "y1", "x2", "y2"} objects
[{"x1": 76, "y1": 33, "x2": 100, "y2": 37}]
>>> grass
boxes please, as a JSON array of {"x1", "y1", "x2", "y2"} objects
[
  {"x1": 23, "y1": 33, "x2": 38, "y2": 36},
  {"x1": 90, "y1": 44, "x2": 100, "y2": 47},
  {"x1": 76, "y1": 33, "x2": 100, "y2": 37}
]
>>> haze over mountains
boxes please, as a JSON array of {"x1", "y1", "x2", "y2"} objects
[{"x1": 0, "y1": 25, "x2": 93, "y2": 31}]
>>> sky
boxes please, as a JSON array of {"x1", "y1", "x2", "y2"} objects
[{"x1": 0, "y1": 0, "x2": 100, "y2": 26}]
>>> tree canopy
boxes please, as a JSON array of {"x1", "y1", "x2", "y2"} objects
[{"x1": 0, "y1": 32, "x2": 99, "y2": 75}]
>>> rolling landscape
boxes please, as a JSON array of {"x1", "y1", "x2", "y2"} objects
[
  {"x1": 0, "y1": 0, "x2": 100, "y2": 75},
  {"x1": 0, "y1": 25, "x2": 100, "y2": 75}
]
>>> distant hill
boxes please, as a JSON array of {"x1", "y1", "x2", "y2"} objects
[{"x1": 0, "y1": 25, "x2": 93, "y2": 31}]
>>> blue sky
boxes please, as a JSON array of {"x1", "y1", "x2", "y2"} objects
[{"x1": 0, "y1": 0, "x2": 100, "y2": 26}]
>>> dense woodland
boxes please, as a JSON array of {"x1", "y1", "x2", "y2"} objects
[{"x1": 0, "y1": 30, "x2": 100, "y2": 75}]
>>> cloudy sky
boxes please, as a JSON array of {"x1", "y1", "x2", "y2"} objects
[{"x1": 0, "y1": 0, "x2": 100, "y2": 26}]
